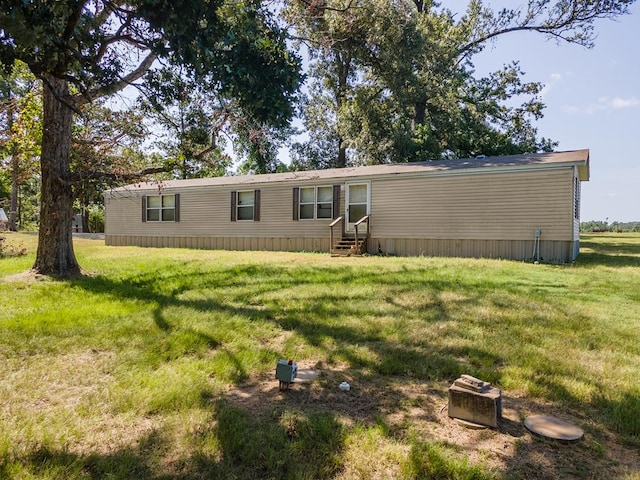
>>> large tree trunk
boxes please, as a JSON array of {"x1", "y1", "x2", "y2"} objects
[
  {"x1": 33, "y1": 76, "x2": 80, "y2": 277},
  {"x1": 337, "y1": 139, "x2": 347, "y2": 168},
  {"x1": 412, "y1": 100, "x2": 426, "y2": 130},
  {"x1": 82, "y1": 207, "x2": 90, "y2": 233}
]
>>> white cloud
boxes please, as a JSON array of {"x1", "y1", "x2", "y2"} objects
[
  {"x1": 562, "y1": 96, "x2": 640, "y2": 114},
  {"x1": 540, "y1": 73, "x2": 562, "y2": 98},
  {"x1": 609, "y1": 96, "x2": 640, "y2": 109}
]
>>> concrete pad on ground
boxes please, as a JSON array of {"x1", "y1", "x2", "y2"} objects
[
  {"x1": 293, "y1": 369, "x2": 320, "y2": 383},
  {"x1": 524, "y1": 415, "x2": 584, "y2": 442}
]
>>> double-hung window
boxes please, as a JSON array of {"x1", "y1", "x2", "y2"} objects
[
  {"x1": 316, "y1": 186, "x2": 333, "y2": 219},
  {"x1": 294, "y1": 185, "x2": 339, "y2": 220},
  {"x1": 237, "y1": 191, "x2": 255, "y2": 220},
  {"x1": 231, "y1": 190, "x2": 261, "y2": 221},
  {"x1": 299, "y1": 187, "x2": 316, "y2": 220},
  {"x1": 143, "y1": 194, "x2": 180, "y2": 222}
]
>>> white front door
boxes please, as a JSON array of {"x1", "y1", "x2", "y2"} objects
[{"x1": 345, "y1": 182, "x2": 370, "y2": 233}]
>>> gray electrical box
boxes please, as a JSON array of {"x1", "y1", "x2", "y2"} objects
[{"x1": 275, "y1": 360, "x2": 297, "y2": 390}]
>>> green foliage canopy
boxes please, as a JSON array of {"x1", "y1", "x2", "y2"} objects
[
  {"x1": 287, "y1": 0, "x2": 634, "y2": 168},
  {"x1": 0, "y1": 0, "x2": 303, "y2": 276}
]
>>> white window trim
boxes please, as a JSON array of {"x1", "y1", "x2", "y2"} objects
[
  {"x1": 236, "y1": 190, "x2": 255, "y2": 221},
  {"x1": 146, "y1": 194, "x2": 176, "y2": 222},
  {"x1": 298, "y1": 186, "x2": 333, "y2": 220},
  {"x1": 299, "y1": 186, "x2": 316, "y2": 220},
  {"x1": 316, "y1": 185, "x2": 334, "y2": 219}
]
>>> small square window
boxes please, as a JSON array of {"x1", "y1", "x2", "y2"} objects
[
  {"x1": 162, "y1": 195, "x2": 175, "y2": 208},
  {"x1": 317, "y1": 186, "x2": 333, "y2": 203},
  {"x1": 145, "y1": 194, "x2": 177, "y2": 222},
  {"x1": 317, "y1": 203, "x2": 332, "y2": 219},
  {"x1": 162, "y1": 209, "x2": 175, "y2": 221},
  {"x1": 238, "y1": 191, "x2": 254, "y2": 206},
  {"x1": 300, "y1": 187, "x2": 315, "y2": 204},
  {"x1": 147, "y1": 196, "x2": 161, "y2": 209},
  {"x1": 147, "y1": 208, "x2": 160, "y2": 222},
  {"x1": 300, "y1": 204, "x2": 314, "y2": 219}
]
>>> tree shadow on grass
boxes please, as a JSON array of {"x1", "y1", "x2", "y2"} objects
[
  {"x1": 206, "y1": 399, "x2": 346, "y2": 479},
  {"x1": 580, "y1": 235, "x2": 640, "y2": 255},
  {"x1": 64, "y1": 261, "x2": 633, "y2": 414},
  {"x1": 577, "y1": 236, "x2": 640, "y2": 267},
  {"x1": 59, "y1": 260, "x2": 640, "y2": 477},
  {"x1": 594, "y1": 390, "x2": 640, "y2": 447},
  {"x1": 66, "y1": 263, "x2": 506, "y2": 381},
  {"x1": 574, "y1": 251, "x2": 640, "y2": 268},
  {"x1": 67, "y1": 259, "x2": 624, "y2": 399},
  {"x1": 8, "y1": 401, "x2": 347, "y2": 480},
  {"x1": 16, "y1": 441, "x2": 157, "y2": 480}
]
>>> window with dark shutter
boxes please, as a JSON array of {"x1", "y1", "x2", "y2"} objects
[
  {"x1": 231, "y1": 191, "x2": 237, "y2": 222},
  {"x1": 292, "y1": 187, "x2": 300, "y2": 221},
  {"x1": 254, "y1": 190, "x2": 261, "y2": 221},
  {"x1": 161, "y1": 195, "x2": 175, "y2": 221},
  {"x1": 332, "y1": 185, "x2": 341, "y2": 219},
  {"x1": 299, "y1": 187, "x2": 315, "y2": 219},
  {"x1": 293, "y1": 185, "x2": 339, "y2": 220},
  {"x1": 144, "y1": 194, "x2": 177, "y2": 222},
  {"x1": 233, "y1": 190, "x2": 257, "y2": 221}
]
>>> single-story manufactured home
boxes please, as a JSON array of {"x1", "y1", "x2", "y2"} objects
[{"x1": 104, "y1": 149, "x2": 589, "y2": 263}]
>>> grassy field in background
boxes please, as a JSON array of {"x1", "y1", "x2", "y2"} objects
[{"x1": 0, "y1": 233, "x2": 639, "y2": 479}]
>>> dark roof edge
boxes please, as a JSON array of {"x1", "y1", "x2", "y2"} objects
[{"x1": 108, "y1": 149, "x2": 590, "y2": 192}]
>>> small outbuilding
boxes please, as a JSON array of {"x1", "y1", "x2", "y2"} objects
[
  {"x1": 104, "y1": 149, "x2": 589, "y2": 263},
  {"x1": 0, "y1": 208, "x2": 8, "y2": 231}
]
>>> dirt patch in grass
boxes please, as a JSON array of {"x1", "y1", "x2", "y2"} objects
[
  {"x1": 223, "y1": 362, "x2": 640, "y2": 479},
  {"x1": 3, "y1": 270, "x2": 52, "y2": 283},
  {"x1": 2, "y1": 269, "x2": 97, "y2": 283}
]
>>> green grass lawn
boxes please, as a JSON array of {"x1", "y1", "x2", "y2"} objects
[{"x1": 1, "y1": 233, "x2": 639, "y2": 479}]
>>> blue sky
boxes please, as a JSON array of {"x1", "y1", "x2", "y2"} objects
[{"x1": 460, "y1": 2, "x2": 640, "y2": 222}]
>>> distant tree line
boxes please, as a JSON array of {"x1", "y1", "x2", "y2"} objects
[{"x1": 581, "y1": 221, "x2": 640, "y2": 233}]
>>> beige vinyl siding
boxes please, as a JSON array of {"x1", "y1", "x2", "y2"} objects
[
  {"x1": 105, "y1": 162, "x2": 582, "y2": 262},
  {"x1": 572, "y1": 168, "x2": 581, "y2": 242},
  {"x1": 106, "y1": 183, "x2": 339, "y2": 239},
  {"x1": 106, "y1": 168, "x2": 575, "y2": 242},
  {"x1": 370, "y1": 168, "x2": 574, "y2": 241}
]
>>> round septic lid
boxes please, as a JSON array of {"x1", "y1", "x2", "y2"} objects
[{"x1": 524, "y1": 415, "x2": 584, "y2": 442}]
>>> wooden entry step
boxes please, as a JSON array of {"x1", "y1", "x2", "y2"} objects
[{"x1": 331, "y1": 237, "x2": 367, "y2": 256}]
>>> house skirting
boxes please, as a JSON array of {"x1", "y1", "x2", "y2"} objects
[
  {"x1": 105, "y1": 235, "x2": 577, "y2": 263},
  {"x1": 371, "y1": 237, "x2": 576, "y2": 263},
  {"x1": 105, "y1": 235, "x2": 330, "y2": 253}
]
